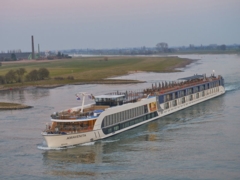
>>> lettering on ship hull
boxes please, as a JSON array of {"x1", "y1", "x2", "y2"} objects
[{"x1": 67, "y1": 134, "x2": 86, "y2": 140}]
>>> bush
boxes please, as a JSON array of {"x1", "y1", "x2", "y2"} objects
[
  {"x1": 67, "y1": 76, "x2": 74, "y2": 80},
  {"x1": 16, "y1": 68, "x2": 26, "y2": 82},
  {"x1": 25, "y1": 69, "x2": 38, "y2": 81},
  {"x1": 54, "y1": 77, "x2": 64, "y2": 80},
  {"x1": 38, "y1": 68, "x2": 49, "y2": 80},
  {"x1": 5, "y1": 70, "x2": 17, "y2": 83},
  {"x1": 0, "y1": 76, "x2": 5, "y2": 84}
]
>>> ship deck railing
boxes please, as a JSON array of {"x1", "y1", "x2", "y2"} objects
[
  {"x1": 145, "y1": 77, "x2": 220, "y2": 95},
  {"x1": 51, "y1": 105, "x2": 109, "y2": 120},
  {"x1": 43, "y1": 126, "x2": 94, "y2": 135}
]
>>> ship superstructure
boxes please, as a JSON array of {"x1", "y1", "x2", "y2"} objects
[{"x1": 42, "y1": 74, "x2": 225, "y2": 148}]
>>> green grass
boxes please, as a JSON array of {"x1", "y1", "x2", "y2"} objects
[{"x1": 0, "y1": 56, "x2": 192, "y2": 88}]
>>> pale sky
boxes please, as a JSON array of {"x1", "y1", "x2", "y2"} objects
[{"x1": 0, "y1": 0, "x2": 240, "y2": 52}]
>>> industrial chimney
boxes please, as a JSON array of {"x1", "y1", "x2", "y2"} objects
[{"x1": 31, "y1": 35, "x2": 35, "y2": 59}]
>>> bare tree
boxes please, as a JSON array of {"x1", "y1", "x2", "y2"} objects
[{"x1": 156, "y1": 42, "x2": 168, "y2": 52}]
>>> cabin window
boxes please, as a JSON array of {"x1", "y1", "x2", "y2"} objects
[
  {"x1": 110, "y1": 115, "x2": 113, "y2": 125},
  {"x1": 164, "y1": 102, "x2": 169, "y2": 109},
  {"x1": 144, "y1": 105, "x2": 148, "y2": 113},
  {"x1": 135, "y1": 118, "x2": 140, "y2": 124},
  {"x1": 113, "y1": 125, "x2": 119, "y2": 131},
  {"x1": 119, "y1": 112, "x2": 122, "y2": 122},
  {"x1": 182, "y1": 97, "x2": 185, "y2": 103},
  {"x1": 122, "y1": 111, "x2": 125, "y2": 121},
  {"x1": 130, "y1": 120, "x2": 134, "y2": 126},
  {"x1": 134, "y1": 108, "x2": 137, "y2": 117},
  {"x1": 112, "y1": 114, "x2": 115, "y2": 124},
  {"x1": 102, "y1": 117, "x2": 106, "y2": 127},
  {"x1": 159, "y1": 95, "x2": 164, "y2": 103},
  {"x1": 166, "y1": 94, "x2": 170, "y2": 101},
  {"x1": 129, "y1": 109, "x2": 132, "y2": 119},
  {"x1": 175, "y1": 92, "x2": 178, "y2": 99},
  {"x1": 147, "y1": 114, "x2": 151, "y2": 119},
  {"x1": 195, "y1": 87, "x2": 199, "y2": 93},
  {"x1": 124, "y1": 111, "x2": 127, "y2": 120},
  {"x1": 106, "y1": 116, "x2": 109, "y2": 126},
  {"x1": 196, "y1": 93, "x2": 199, "y2": 98},
  {"x1": 143, "y1": 115, "x2": 146, "y2": 121},
  {"x1": 108, "y1": 128, "x2": 112, "y2": 134},
  {"x1": 189, "y1": 95, "x2": 193, "y2": 101},
  {"x1": 151, "y1": 113, "x2": 154, "y2": 118},
  {"x1": 131, "y1": 109, "x2": 134, "y2": 118},
  {"x1": 180, "y1": 91, "x2": 183, "y2": 97},
  {"x1": 173, "y1": 100, "x2": 177, "y2": 106},
  {"x1": 189, "y1": 88, "x2": 193, "y2": 94}
]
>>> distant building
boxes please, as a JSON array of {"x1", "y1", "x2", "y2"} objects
[
  {"x1": 0, "y1": 52, "x2": 31, "y2": 61},
  {"x1": 208, "y1": 44, "x2": 218, "y2": 49}
]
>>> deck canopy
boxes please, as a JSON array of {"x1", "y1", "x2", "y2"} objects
[
  {"x1": 178, "y1": 74, "x2": 204, "y2": 81},
  {"x1": 95, "y1": 94, "x2": 125, "y2": 107}
]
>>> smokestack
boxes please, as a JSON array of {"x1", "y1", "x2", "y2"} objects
[{"x1": 31, "y1": 35, "x2": 35, "y2": 59}]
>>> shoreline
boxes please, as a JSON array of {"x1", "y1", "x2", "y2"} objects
[
  {"x1": 0, "y1": 102, "x2": 33, "y2": 110},
  {"x1": 0, "y1": 57, "x2": 195, "y2": 91},
  {"x1": 0, "y1": 57, "x2": 195, "y2": 109}
]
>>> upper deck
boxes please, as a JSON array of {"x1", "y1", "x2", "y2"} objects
[
  {"x1": 143, "y1": 74, "x2": 224, "y2": 96},
  {"x1": 50, "y1": 74, "x2": 224, "y2": 121}
]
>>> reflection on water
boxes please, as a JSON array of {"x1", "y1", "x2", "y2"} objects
[
  {"x1": 42, "y1": 143, "x2": 103, "y2": 164},
  {"x1": 0, "y1": 88, "x2": 50, "y2": 105}
]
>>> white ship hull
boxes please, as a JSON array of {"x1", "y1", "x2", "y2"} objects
[{"x1": 43, "y1": 86, "x2": 225, "y2": 148}]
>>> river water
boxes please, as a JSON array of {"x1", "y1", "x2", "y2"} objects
[{"x1": 0, "y1": 54, "x2": 240, "y2": 180}]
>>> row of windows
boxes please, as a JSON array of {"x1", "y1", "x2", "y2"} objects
[
  {"x1": 102, "y1": 105, "x2": 148, "y2": 128},
  {"x1": 164, "y1": 87, "x2": 220, "y2": 109},
  {"x1": 102, "y1": 112, "x2": 158, "y2": 135},
  {"x1": 161, "y1": 80, "x2": 221, "y2": 103}
]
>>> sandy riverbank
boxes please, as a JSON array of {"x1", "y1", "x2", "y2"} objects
[{"x1": 0, "y1": 102, "x2": 33, "y2": 110}]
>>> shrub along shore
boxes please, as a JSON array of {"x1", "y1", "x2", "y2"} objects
[{"x1": 0, "y1": 56, "x2": 193, "y2": 109}]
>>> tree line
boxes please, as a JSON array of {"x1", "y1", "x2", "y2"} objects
[{"x1": 0, "y1": 68, "x2": 49, "y2": 84}]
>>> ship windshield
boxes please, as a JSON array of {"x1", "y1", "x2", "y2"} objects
[
  {"x1": 46, "y1": 119, "x2": 96, "y2": 134},
  {"x1": 95, "y1": 95, "x2": 125, "y2": 107}
]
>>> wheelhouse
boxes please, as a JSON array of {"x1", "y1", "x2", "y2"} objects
[{"x1": 95, "y1": 94, "x2": 125, "y2": 107}]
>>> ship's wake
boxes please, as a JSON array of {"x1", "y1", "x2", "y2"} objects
[
  {"x1": 225, "y1": 82, "x2": 240, "y2": 92},
  {"x1": 37, "y1": 141, "x2": 95, "y2": 150},
  {"x1": 79, "y1": 142, "x2": 95, "y2": 146},
  {"x1": 101, "y1": 139, "x2": 120, "y2": 143}
]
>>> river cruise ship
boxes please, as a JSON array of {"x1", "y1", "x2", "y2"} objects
[{"x1": 41, "y1": 74, "x2": 225, "y2": 148}]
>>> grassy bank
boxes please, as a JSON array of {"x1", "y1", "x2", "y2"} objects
[{"x1": 0, "y1": 56, "x2": 193, "y2": 89}]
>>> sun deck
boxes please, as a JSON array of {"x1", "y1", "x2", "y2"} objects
[{"x1": 144, "y1": 74, "x2": 222, "y2": 96}]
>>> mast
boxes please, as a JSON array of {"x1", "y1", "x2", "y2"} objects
[{"x1": 75, "y1": 92, "x2": 92, "y2": 113}]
